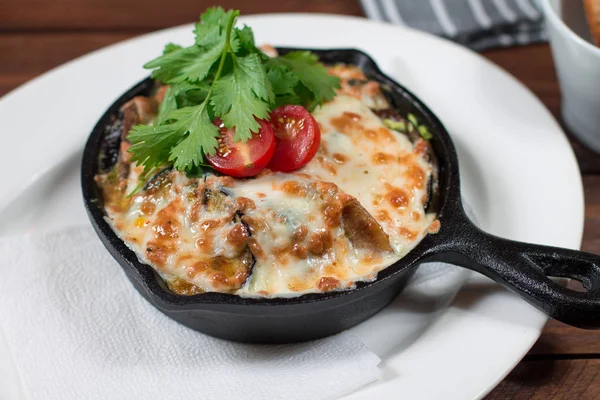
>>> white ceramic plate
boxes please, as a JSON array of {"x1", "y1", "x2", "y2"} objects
[{"x1": 0, "y1": 15, "x2": 583, "y2": 400}]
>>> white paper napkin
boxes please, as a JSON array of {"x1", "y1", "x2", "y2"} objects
[{"x1": 0, "y1": 227, "x2": 381, "y2": 400}]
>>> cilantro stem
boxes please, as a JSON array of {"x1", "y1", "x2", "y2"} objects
[
  {"x1": 187, "y1": 10, "x2": 239, "y2": 137},
  {"x1": 210, "y1": 10, "x2": 239, "y2": 95},
  {"x1": 126, "y1": 166, "x2": 158, "y2": 198}
]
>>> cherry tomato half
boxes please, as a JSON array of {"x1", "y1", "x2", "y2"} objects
[
  {"x1": 206, "y1": 118, "x2": 275, "y2": 178},
  {"x1": 267, "y1": 105, "x2": 321, "y2": 172}
]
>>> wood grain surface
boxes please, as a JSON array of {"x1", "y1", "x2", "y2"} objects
[
  {"x1": 0, "y1": 0, "x2": 363, "y2": 31},
  {"x1": 486, "y1": 359, "x2": 600, "y2": 399},
  {"x1": 2, "y1": 1, "x2": 600, "y2": 398}
]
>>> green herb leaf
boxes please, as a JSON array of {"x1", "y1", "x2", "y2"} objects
[
  {"x1": 267, "y1": 51, "x2": 340, "y2": 110},
  {"x1": 162, "y1": 81, "x2": 211, "y2": 110},
  {"x1": 194, "y1": 7, "x2": 226, "y2": 42},
  {"x1": 127, "y1": 122, "x2": 186, "y2": 175},
  {"x1": 211, "y1": 54, "x2": 273, "y2": 140},
  {"x1": 144, "y1": 45, "x2": 223, "y2": 84},
  {"x1": 163, "y1": 43, "x2": 183, "y2": 54},
  {"x1": 194, "y1": 8, "x2": 237, "y2": 51},
  {"x1": 267, "y1": 67, "x2": 299, "y2": 95},
  {"x1": 156, "y1": 87, "x2": 177, "y2": 124},
  {"x1": 169, "y1": 106, "x2": 219, "y2": 169},
  {"x1": 235, "y1": 25, "x2": 266, "y2": 58},
  {"x1": 267, "y1": 66, "x2": 301, "y2": 107},
  {"x1": 147, "y1": 10, "x2": 239, "y2": 84}
]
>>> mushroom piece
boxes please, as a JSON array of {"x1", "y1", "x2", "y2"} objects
[{"x1": 341, "y1": 198, "x2": 393, "y2": 253}]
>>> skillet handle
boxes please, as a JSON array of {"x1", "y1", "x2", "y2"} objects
[{"x1": 422, "y1": 210, "x2": 600, "y2": 329}]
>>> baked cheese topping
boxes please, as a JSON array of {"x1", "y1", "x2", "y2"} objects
[
  {"x1": 305, "y1": 95, "x2": 434, "y2": 254},
  {"x1": 96, "y1": 65, "x2": 437, "y2": 297}
]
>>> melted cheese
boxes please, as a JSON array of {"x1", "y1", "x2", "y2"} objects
[
  {"x1": 301, "y1": 95, "x2": 435, "y2": 254},
  {"x1": 230, "y1": 174, "x2": 398, "y2": 295},
  {"x1": 98, "y1": 69, "x2": 437, "y2": 298}
]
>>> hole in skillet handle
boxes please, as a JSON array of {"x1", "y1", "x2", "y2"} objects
[{"x1": 420, "y1": 209, "x2": 600, "y2": 329}]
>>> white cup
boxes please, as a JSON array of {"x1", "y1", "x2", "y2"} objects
[{"x1": 540, "y1": 0, "x2": 600, "y2": 152}]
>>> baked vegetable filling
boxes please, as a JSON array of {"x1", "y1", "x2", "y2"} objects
[{"x1": 96, "y1": 64, "x2": 438, "y2": 297}]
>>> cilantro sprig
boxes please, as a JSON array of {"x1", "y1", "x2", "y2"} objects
[{"x1": 127, "y1": 7, "x2": 340, "y2": 178}]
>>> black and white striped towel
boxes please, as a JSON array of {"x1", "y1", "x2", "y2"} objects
[{"x1": 360, "y1": 0, "x2": 547, "y2": 50}]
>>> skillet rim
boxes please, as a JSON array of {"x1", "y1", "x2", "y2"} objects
[{"x1": 81, "y1": 47, "x2": 462, "y2": 309}]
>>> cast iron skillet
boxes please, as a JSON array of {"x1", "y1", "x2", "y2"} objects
[{"x1": 82, "y1": 48, "x2": 600, "y2": 343}]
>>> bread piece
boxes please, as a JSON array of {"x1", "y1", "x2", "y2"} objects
[{"x1": 584, "y1": 0, "x2": 600, "y2": 46}]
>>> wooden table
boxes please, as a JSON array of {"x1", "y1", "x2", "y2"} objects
[{"x1": 2, "y1": 0, "x2": 599, "y2": 398}]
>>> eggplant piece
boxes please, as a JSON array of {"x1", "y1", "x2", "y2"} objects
[
  {"x1": 179, "y1": 182, "x2": 256, "y2": 295},
  {"x1": 342, "y1": 198, "x2": 393, "y2": 252},
  {"x1": 171, "y1": 250, "x2": 254, "y2": 295},
  {"x1": 142, "y1": 168, "x2": 172, "y2": 194},
  {"x1": 98, "y1": 116, "x2": 123, "y2": 172}
]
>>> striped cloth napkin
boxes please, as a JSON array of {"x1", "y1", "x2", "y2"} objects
[{"x1": 360, "y1": 0, "x2": 547, "y2": 50}]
